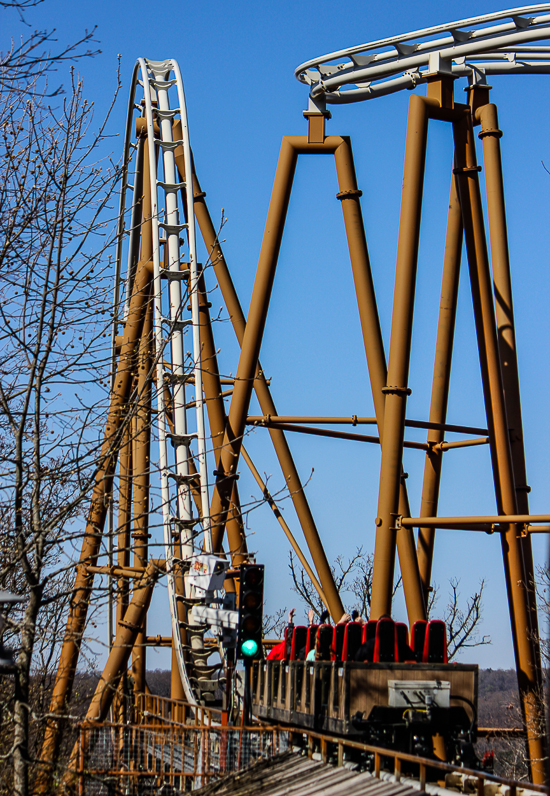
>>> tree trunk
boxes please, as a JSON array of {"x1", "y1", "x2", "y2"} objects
[{"x1": 13, "y1": 587, "x2": 41, "y2": 796}]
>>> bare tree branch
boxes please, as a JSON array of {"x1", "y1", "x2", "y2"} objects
[
  {"x1": 440, "y1": 578, "x2": 491, "y2": 660},
  {"x1": 0, "y1": 8, "x2": 122, "y2": 794},
  {"x1": 288, "y1": 551, "x2": 490, "y2": 662}
]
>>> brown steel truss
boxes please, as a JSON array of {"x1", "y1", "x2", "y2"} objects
[
  {"x1": 208, "y1": 125, "x2": 427, "y2": 627},
  {"x1": 37, "y1": 114, "x2": 345, "y2": 790},
  {"x1": 208, "y1": 80, "x2": 545, "y2": 780},
  {"x1": 38, "y1": 72, "x2": 546, "y2": 789}
]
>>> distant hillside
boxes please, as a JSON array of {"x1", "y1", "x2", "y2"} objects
[
  {"x1": 477, "y1": 668, "x2": 521, "y2": 728},
  {"x1": 147, "y1": 669, "x2": 172, "y2": 697},
  {"x1": 476, "y1": 669, "x2": 529, "y2": 780}
]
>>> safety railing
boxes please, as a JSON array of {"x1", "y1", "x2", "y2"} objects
[
  {"x1": 134, "y1": 692, "x2": 222, "y2": 727},
  {"x1": 74, "y1": 722, "x2": 289, "y2": 795},
  {"x1": 296, "y1": 728, "x2": 547, "y2": 796},
  {"x1": 72, "y1": 717, "x2": 546, "y2": 796}
]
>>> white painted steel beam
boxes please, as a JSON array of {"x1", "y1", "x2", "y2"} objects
[
  {"x1": 115, "y1": 58, "x2": 217, "y2": 710},
  {"x1": 295, "y1": 5, "x2": 550, "y2": 105}
]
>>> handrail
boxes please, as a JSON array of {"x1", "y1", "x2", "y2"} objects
[
  {"x1": 134, "y1": 691, "x2": 222, "y2": 725},
  {"x1": 73, "y1": 717, "x2": 546, "y2": 794},
  {"x1": 286, "y1": 727, "x2": 548, "y2": 793},
  {"x1": 130, "y1": 694, "x2": 539, "y2": 790}
]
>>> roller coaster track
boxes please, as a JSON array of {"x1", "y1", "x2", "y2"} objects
[
  {"x1": 291, "y1": 7, "x2": 550, "y2": 784},
  {"x1": 38, "y1": 8, "x2": 550, "y2": 790},
  {"x1": 115, "y1": 58, "x2": 217, "y2": 708},
  {"x1": 295, "y1": 4, "x2": 550, "y2": 105},
  {"x1": 36, "y1": 58, "x2": 231, "y2": 792}
]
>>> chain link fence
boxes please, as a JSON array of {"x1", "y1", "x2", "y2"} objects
[{"x1": 73, "y1": 723, "x2": 289, "y2": 795}]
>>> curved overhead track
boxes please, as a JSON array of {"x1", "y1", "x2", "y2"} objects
[{"x1": 295, "y1": 5, "x2": 550, "y2": 105}]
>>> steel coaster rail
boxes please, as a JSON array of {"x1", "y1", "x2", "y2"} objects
[
  {"x1": 295, "y1": 5, "x2": 550, "y2": 105},
  {"x1": 115, "y1": 58, "x2": 216, "y2": 708}
]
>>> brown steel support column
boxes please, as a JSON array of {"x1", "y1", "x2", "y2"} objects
[
  {"x1": 453, "y1": 111, "x2": 545, "y2": 783},
  {"x1": 181, "y1": 140, "x2": 345, "y2": 619},
  {"x1": 475, "y1": 98, "x2": 541, "y2": 653},
  {"x1": 117, "y1": 425, "x2": 133, "y2": 624},
  {"x1": 210, "y1": 136, "x2": 298, "y2": 553},
  {"x1": 131, "y1": 298, "x2": 153, "y2": 692},
  {"x1": 333, "y1": 137, "x2": 425, "y2": 623},
  {"x1": 114, "y1": 423, "x2": 132, "y2": 723},
  {"x1": 371, "y1": 95, "x2": 436, "y2": 618},
  {"x1": 37, "y1": 133, "x2": 155, "y2": 787},
  {"x1": 197, "y1": 269, "x2": 248, "y2": 564},
  {"x1": 171, "y1": 532, "x2": 188, "y2": 710},
  {"x1": 417, "y1": 176, "x2": 463, "y2": 601},
  {"x1": 170, "y1": 642, "x2": 185, "y2": 703},
  {"x1": 63, "y1": 560, "x2": 164, "y2": 782},
  {"x1": 173, "y1": 135, "x2": 247, "y2": 563},
  {"x1": 332, "y1": 139, "x2": 387, "y2": 425}
]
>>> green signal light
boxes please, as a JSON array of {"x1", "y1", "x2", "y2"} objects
[{"x1": 241, "y1": 639, "x2": 259, "y2": 657}]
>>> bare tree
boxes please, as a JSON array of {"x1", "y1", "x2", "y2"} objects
[
  {"x1": 288, "y1": 547, "x2": 401, "y2": 623},
  {"x1": 288, "y1": 550, "x2": 490, "y2": 660},
  {"x1": 1, "y1": 0, "x2": 99, "y2": 93},
  {"x1": 289, "y1": 547, "x2": 371, "y2": 620},
  {"x1": 0, "y1": 11, "x2": 121, "y2": 794},
  {"x1": 430, "y1": 577, "x2": 490, "y2": 660},
  {"x1": 534, "y1": 563, "x2": 550, "y2": 666},
  {"x1": 263, "y1": 608, "x2": 287, "y2": 638}
]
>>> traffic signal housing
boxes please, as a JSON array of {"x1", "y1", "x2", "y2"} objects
[{"x1": 237, "y1": 564, "x2": 264, "y2": 660}]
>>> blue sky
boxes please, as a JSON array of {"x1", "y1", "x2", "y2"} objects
[{"x1": 5, "y1": 0, "x2": 550, "y2": 669}]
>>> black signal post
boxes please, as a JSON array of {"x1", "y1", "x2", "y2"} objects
[
  {"x1": 237, "y1": 564, "x2": 264, "y2": 660},
  {"x1": 237, "y1": 564, "x2": 264, "y2": 726}
]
